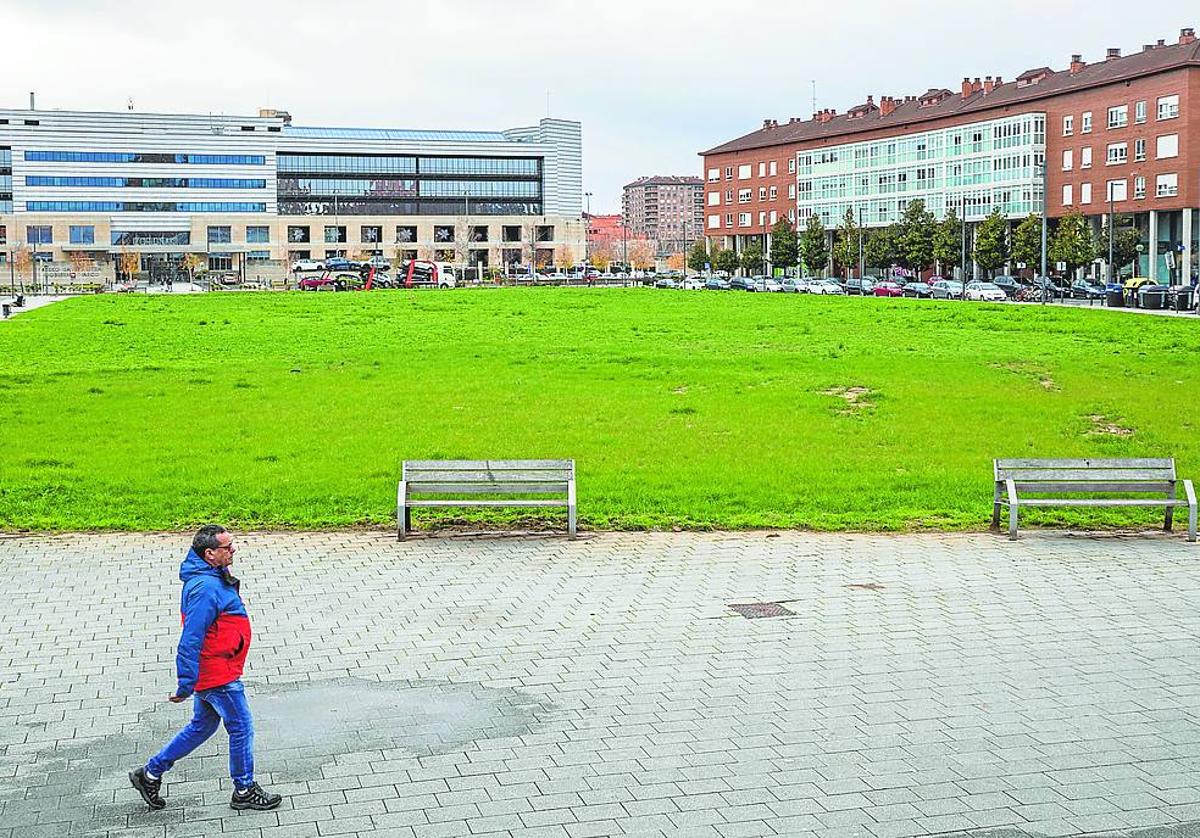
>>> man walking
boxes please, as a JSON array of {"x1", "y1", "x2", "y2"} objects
[{"x1": 129, "y1": 525, "x2": 282, "y2": 811}]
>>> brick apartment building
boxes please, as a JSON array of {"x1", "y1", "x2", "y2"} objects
[
  {"x1": 621, "y1": 176, "x2": 704, "y2": 257},
  {"x1": 700, "y1": 27, "x2": 1200, "y2": 282}
]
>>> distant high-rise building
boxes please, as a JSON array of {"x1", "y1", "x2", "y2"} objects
[{"x1": 621, "y1": 176, "x2": 704, "y2": 255}]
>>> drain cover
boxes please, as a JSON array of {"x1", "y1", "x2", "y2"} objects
[{"x1": 728, "y1": 601, "x2": 795, "y2": 619}]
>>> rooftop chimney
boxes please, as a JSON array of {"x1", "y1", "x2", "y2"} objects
[
  {"x1": 1106, "y1": 47, "x2": 1121, "y2": 60},
  {"x1": 982, "y1": 76, "x2": 995, "y2": 95},
  {"x1": 1181, "y1": 27, "x2": 1196, "y2": 45},
  {"x1": 1069, "y1": 54, "x2": 1086, "y2": 74},
  {"x1": 879, "y1": 96, "x2": 897, "y2": 117},
  {"x1": 961, "y1": 77, "x2": 973, "y2": 98}
]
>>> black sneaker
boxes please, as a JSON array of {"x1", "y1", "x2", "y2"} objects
[
  {"x1": 129, "y1": 767, "x2": 166, "y2": 810},
  {"x1": 230, "y1": 782, "x2": 282, "y2": 811}
]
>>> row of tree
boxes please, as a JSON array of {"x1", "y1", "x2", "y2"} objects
[{"x1": 689, "y1": 200, "x2": 1143, "y2": 278}]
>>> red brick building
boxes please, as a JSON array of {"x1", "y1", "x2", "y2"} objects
[{"x1": 700, "y1": 28, "x2": 1200, "y2": 282}]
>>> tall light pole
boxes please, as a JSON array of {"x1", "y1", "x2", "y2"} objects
[
  {"x1": 1107, "y1": 191, "x2": 1115, "y2": 286},
  {"x1": 1038, "y1": 158, "x2": 1048, "y2": 305},
  {"x1": 857, "y1": 206, "x2": 864, "y2": 280},
  {"x1": 584, "y1": 191, "x2": 592, "y2": 268}
]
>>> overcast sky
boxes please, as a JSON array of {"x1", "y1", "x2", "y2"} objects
[{"x1": 3, "y1": 0, "x2": 1196, "y2": 212}]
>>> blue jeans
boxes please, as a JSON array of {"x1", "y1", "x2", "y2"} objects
[{"x1": 147, "y1": 680, "x2": 255, "y2": 788}]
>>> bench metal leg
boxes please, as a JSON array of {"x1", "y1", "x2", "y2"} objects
[
  {"x1": 1006, "y1": 478, "x2": 1019, "y2": 541},
  {"x1": 567, "y1": 479, "x2": 577, "y2": 539},
  {"x1": 1165, "y1": 481, "x2": 1176, "y2": 532},
  {"x1": 397, "y1": 481, "x2": 408, "y2": 541},
  {"x1": 991, "y1": 483, "x2": 1002, "y2": 531},
  {"x1": 1184, "y1": 480, "x2": 1197, "y2": 543}
]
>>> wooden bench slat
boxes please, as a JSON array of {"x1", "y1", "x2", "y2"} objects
[
  {"x1": 1015, "y1": 498, "x2": 1189, "y2": 507},
  {"x1": 404, "y1": 470, "x2": 572, "y2": 482},
  {"x1": 996, "y1": 468, "x2": 1176, "y2": 481},
  {"x1": 1010, "y1": 481, "x2": 1175, "y2": 493},
  {"x1": 406, "y1": 499, "x2": 567, "y2": 508},
  {"x1": 407, "y1": 482, "x2": 570, "y2": 495},
  {"x1": 404, "y1": 459, "x2": 572, "y2": 470},
  {"x1": 996, "y1": 458, "x2": 1175, "y2": 468}
]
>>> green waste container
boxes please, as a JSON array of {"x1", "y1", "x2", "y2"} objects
[{"x1": 1106, "y1": 289, "x2": 1124, "y2": 308}]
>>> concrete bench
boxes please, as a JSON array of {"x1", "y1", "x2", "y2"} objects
[
  {"x1": 993, "y1": 458, "x2": 1196, "y2": 541},
  {"x1": 399, "y1": 459, "x2": 576, "y2": 540}
]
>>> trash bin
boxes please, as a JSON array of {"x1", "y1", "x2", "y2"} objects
[
  {"x1": 1139, "y1": 286, "x2": 1168, "y2": 310},
  {"x1": 1173, "y1": 287, "x2": 1194, "y2": 311},
  {"x1": 1106, "y1": 289, "x2": 1125, "y2": 308},
  {"x1": 1, "y1": 303, "x2": 10, "y2": 319}
]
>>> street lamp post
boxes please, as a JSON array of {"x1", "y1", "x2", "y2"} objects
[
  {"x1": 1038, "y1": 158, "x2": 1048, "y2": 305},
  {"x1": 584, "y1": 192, "x2": 592, "y2": 268},
  {"x1": 857, "y1": 207, "x2": 864, "y2": 280},
  {"x1": 1107, "y1": 192, "x2": 1115, "y2": 286}
]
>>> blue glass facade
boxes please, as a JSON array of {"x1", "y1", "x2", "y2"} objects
[
  {"x1": 27, "y1": 176, "x2": 266, "y2": 189},
  {"x1": 25, "y1": 151, "x2": 266, "y2": 165},
  {"x1": 69, "y1": 225, "x2": 95, "y2": 245},
  {"x1": 27, "y1": 201, "x2": 267, "y2": 212},
  {"x1": 246, "y1": 226, "x2": 270, "y2": 243}
]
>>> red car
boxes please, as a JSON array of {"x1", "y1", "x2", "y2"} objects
[
  {"x1": 873, "y1": 281, "x2": 904, "y2": 297},
  {"x1": 298, "y1": 274, "x2": 336, "y2": 291}
]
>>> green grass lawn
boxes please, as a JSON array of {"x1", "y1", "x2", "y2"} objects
[{"x1": 0, "y1": 288, "x2": 1196, "y2": 532}]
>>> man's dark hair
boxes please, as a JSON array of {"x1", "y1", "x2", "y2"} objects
[{"x1": 192, "y1": 524, "x2": 228, "y2": 558}]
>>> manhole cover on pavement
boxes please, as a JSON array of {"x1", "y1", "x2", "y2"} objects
[{"x1": 728, "y1": 601, "x2": 795, "y2": 619}]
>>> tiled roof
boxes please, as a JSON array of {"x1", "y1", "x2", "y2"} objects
[
  {"x1": 700, "y1": 37, "x2": 1200, "y2": 156},
  {"x1": 623, "y1": 175, "x2": 704, "y2": 188}
]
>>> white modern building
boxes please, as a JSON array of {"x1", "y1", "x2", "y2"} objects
[{"x1": 0, "y1": 107, "x2": 584, "y2": 281}]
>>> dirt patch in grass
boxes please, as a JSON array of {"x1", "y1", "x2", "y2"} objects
[
  {"x1": 823, "y1": 386, "x2": 875, "y2": 415},
  {"x1": 1087, "y1": 414, "x2": 1134, "y2": 437},
  {"x1": 991, "y1": 361, "x2": 1058, "y2": 391}
]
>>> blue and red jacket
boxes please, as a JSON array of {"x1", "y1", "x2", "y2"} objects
[{"x1": 174, "y1": 549, "x2": 252, "y2": 698}]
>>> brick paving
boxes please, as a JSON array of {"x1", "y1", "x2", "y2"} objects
[{"x1": 1, "y1": 529, "x2": 1199, "y2": 838}]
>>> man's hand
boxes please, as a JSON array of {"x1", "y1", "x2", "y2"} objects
[{"x1": 168, "y1": 694, "x2": 186, "y2": 703}]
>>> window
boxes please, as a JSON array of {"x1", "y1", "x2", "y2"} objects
[
  {"x1": 1106, "y1": 180, "x2": 1127, "y2": 201},
  {"x1": 207, "y1": 226, "x2": 232, "y2": 244},
  {"x1": 0, "y1": 225, "x2": 5, "y2": 245},
  {"x1": 1156, "y1": 134, "x2": 1179, "y2": 159},
  {"x1": 1062, "y1": 184, "x2": 1073, "y2": 205},
  {"x1": 208, "y1": 255, "x2": 233, "y2": 271},
  {"x1": 738, "y1": 189, "x2": 751, "y2": 203},
  {"x1": 1105, "y1": 143, "x2": 1127, "y2": 165},
  {"x1": 1156, "y1": 173, "x2": 1178, "y2": 197},
  {"x1": 1134, "y1": 176, "x2": 1146, "y2": 199},
  {"x1": 247, "y1": 251, "x2": 270, "y2": 262},
  {"x1": 758, "y1": 211, "x2": 766, "y2": 226},
  {"x1": 68, "y1": 225, "x2": 94, "y2": 245},
  {"x1": 1134, "y1": 138, "x2": 1146, "y2": 162},
  {"x1": 768, "y1": 161, "x2": 777, "y2": 176},
  {"x1": 768, "y1": 186, "x2": 777, "y2": 200},
  {"x1": 757, "y1": 162, "x2": 766, "y2": 177},
  {"x1": 246, "y1": 226, "x2": 269, "y2": 244},
  {"x1": 1081, "y1": 147, "x2": 1092, "y2": 168},
  {"x1": 287, "y1": 225, "x2": 310, "y2": 243},
  {"x1": 1082, "y1": 111, "x2": 1092, "y2": 133},
  {"x1": 1080, "y1": 183, "x2": 1092, "y2": 204},
  {"x1": 1062, "y1": 149, "x2": 1073, "y2": 171},
  {"x1": 738, "y1": 165, "x2": 751, "y2": 179},
  {"x1": 724, "y1": 166, "x2": 733, "y2": 180},
  {"x1": 536, "y1": 225, "x2": 555, "y2": 242},
  {"x1": 500, "y1": 226, "x2": 519, "y2": 243},
  {"x1": 758, "y1": 187, "x2": 766, "y2": 201},
  {"x1": 1135, "y1": 100, "x2": 1147, "y2": 124},
  {"x1": 360, "y1": 225, "x2": 382, "y2": 243},
  {"x1": 725, "y1": 189, "x2": 733, "y2": 204},
  {"x1": 725, "y1": 213, "x2": 733, "y2": 226},
  {"x1": 1157, "y1": 95, "x2": 1179, "y2": 120},
  {"x1": 1107, "y1": 105, "x2": 1128, "y2": 129},
  {"x1": 1062, "y1": 115, "x2": 1074, "y2": 136},
  {"x1": 708, "y1": 191, "x2": 720, "y2": 206},
  {"x1": 708, "y1": 214, "x2": 720, "y2": 229},
  {"x1": 737, "y1": 212, "x2": 750, "y2": 227},
  {"x1": 324, "y1": 225, "x2": 347, "y2": 243},
  {"x1": 787, "y1": 184, "x2": 796, "y2": 199},
  {"x1": 769, "y1": 210, "x2": 778, "y2": 224},
  {"x1": 707, "y1": 168, "x2": 720, "y2": 182},
  {"x1": 24, "y1": 150, "x2": 266, "y2": 165},
  {"x1": 787, "y1": 158, "x2": 796, "y2": 174}
]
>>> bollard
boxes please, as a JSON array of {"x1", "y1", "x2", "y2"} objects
[{"x1": 2, "y1": 303, "x2": 10, "y2": 318}]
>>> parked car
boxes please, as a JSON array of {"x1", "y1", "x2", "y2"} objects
[
  {"x1": 1069, "y1": 279, "x2": 1106, "y2": 299},
  {"x1": 808, "y1": 279, "x2": 845, "y2": 295},
  {"x1": 324, "y1": 257, "x2": 353, "y2": 271},
  {"x1": 729, "y1": 277, "x2": 757, "y2": 291},
  {"x1": 704, "y1": 277, "x2": 731, "y2": 290},
  {"x1": 654, "y1": 277, "x2": 678, "y2": 289},
  {"x1": 872, "y1": 281, "x2": 904, "y2": 297},
  {"x1": 991, "y1": 276, "x2": 1024, "y2": 298},
  {"x1": 298, "y1": 275, "x2": 336, "y2": 291},
  {"x1": 964, "y1": 281, "x2": 1008, "y2": 302},
  {"x1": 1031, "y1": 276, "x2": 1068, "y2": 299},
  {"x1": 843, "y1": 278, "x2": 875, "y2": 295},
  {"x1": 781, "y1": 278, "x2": 805, "y2": 293},
  {"x1": 755, "y1": 278, "x2": 784, "y2": 292},
  {"x1": 902, "y1": 281, "x2": 932, "y2": 298},
  {"x1": 681, "y1": 277, "x2": 705, "y2": 291},
  {"x1": 366, "y1": 256, "x2": 392, "y2": 272},
  {"x1": 930, "y1": 280, "x2": 964, "y2": 299},
  {"x1": 290, "y1": 259, "x2": 324, "y2": 273}
]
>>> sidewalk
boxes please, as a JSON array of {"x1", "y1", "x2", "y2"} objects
[{"x1": 1, "y1": 529, "x2": 1198, "y2": 837}]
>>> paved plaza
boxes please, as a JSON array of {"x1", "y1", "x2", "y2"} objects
[{"x1": 1, "y1": 529, "x2": 1199, "y2": 838}]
